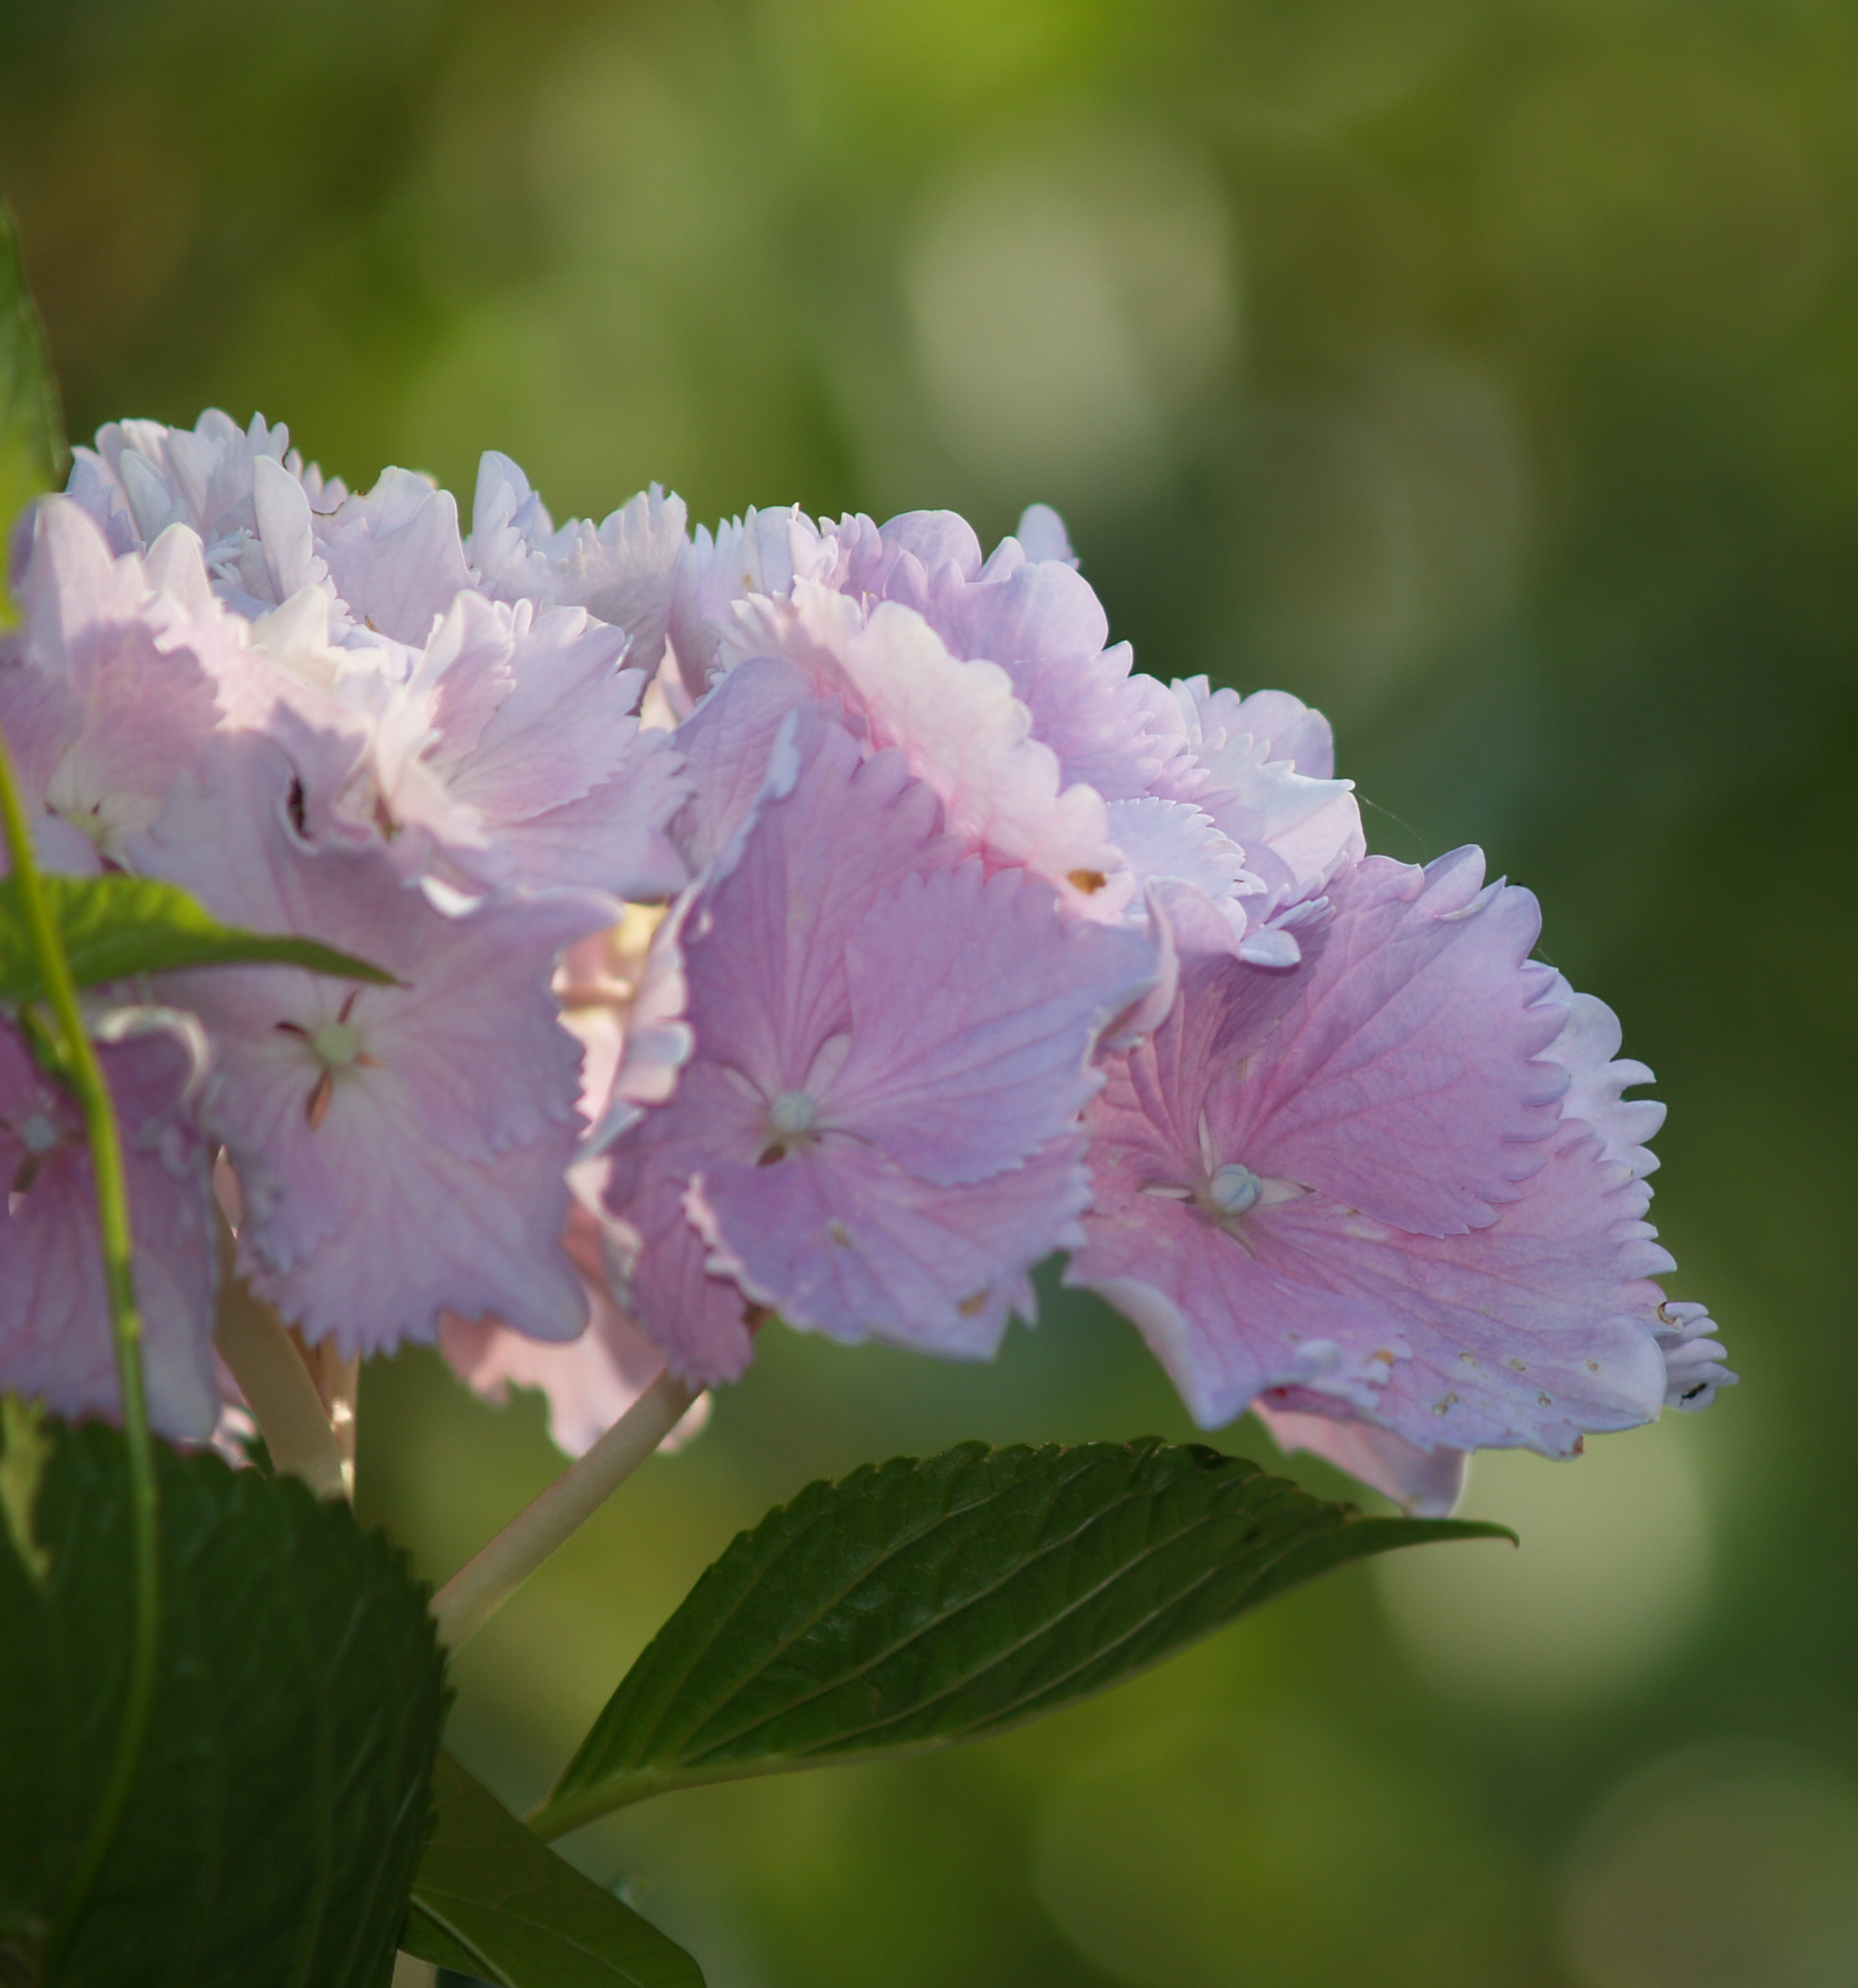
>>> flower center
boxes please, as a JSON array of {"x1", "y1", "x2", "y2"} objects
[
  {"x1": 18, "y1": 1111, "x2": 60, "y2": 1156},
  {"x1": 769, "y1": 1090, "x2": 816, "y2": 1136},
  {"x1": 1208, "y1": 1162, "x2": 1263, "y2": 1215},
  {"x1": 276, "y1": 990, "x2": 380, "y2": 1130},
  {"x1": 311, "y1": 1021, "x2": 364, "y2": 1069}
]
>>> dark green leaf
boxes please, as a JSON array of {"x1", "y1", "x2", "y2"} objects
[
  {"x1": 0, "y1": 873, "x2": 396, "y2": 1004},
  {"x1": 399, "y1": 1753, "x2": 704, "y2": 1988},
  {"x1": 532, "y1": 1439, "x2": 1511, "y2": 1836},
  {"x1": 0, "y1": 1413, "x2": 447, "y2": 1987},
  {"x1": 0, "y1": 200, "x2": 65, "y2": 552}
]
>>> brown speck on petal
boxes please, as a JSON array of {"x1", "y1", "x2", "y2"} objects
[
  {"x1": 827, "y1": 1221, "x2": 852, "y2": 1248},
  {"x1": 1067, "y1": 868, "x2": 1108, "y2": 894},
  {"x1": 956, "y1": 1290, "x2": 988, "y2": 1318}
]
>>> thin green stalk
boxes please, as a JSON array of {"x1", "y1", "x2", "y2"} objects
[
  {"x1": 431, "y1": 1369, "x2": 696, "y2": 1652},
  {"x1": 0, "y1": 737, "x2": 160, "y2": 1969}
]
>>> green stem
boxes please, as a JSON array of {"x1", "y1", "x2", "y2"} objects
[
  {"x1": 430, "y1": 1369, "x2": 696, "y2": 1652},
  {"x1": 0, "y1": 738, "x2": 160, "y2": 1968}
]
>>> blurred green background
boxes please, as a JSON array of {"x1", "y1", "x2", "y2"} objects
[{"x1": 5, "y1": 1, "x2": 1855, "y2": 1982}]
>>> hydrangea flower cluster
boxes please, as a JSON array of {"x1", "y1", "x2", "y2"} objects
[{"x1": 0, "y1": 411, "x2": 1732, "y2": 1512}]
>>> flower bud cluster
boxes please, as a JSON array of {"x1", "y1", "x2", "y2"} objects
[{"x1": 0, "y1": 412, "x2": 1731, "y2": 1509}]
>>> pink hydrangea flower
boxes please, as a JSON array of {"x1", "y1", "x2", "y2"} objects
[
  {"x1": 304, "y1": 589, "x2": 689, "y2": 898},
  {"x1": 0, "y1": 1011, "x2": 219, "y2": 1439},
  {"x1": 721, "y1": 583, "x2": 1135, "y2": 919},
  {"x1": 69, "y1": 419, "x2": 465, "y2": 642},
  {"x1": 65, "y1": 409, "x2": 346, "y2": 589},
  {"x1": 1068, "y1": 849, "x2": 1723, "y2": 1511},
  {"x1": 441, "y1": 909, "x2": 703, "y2": 1456},
  {"x1": 468, "y1": 453, "x2": 688, "y2": 681},
  {"x1": 0, "y1": 499, "x2": 242, "y2": 872},
  {"x1": 68, "y1": 414, "x2": 690, "y2": 676},
  {"x1": 669, "y1": 503, "x2": 1348, "y2": 960},
  {"x1": 308, "y1": 466, "x2": 477, "y2": 646},
  {"x1": 606, "y1": 709, "x2": 1157, "y2": 1385},
  {"x1": 440, "y1": 1204, "x2": 710, "y2": 1457},
  {"x1": 1155, "y1": 679, "x2": 1364, "y2": 964},
  {"x1": 129, "y1": 733, "x2": 610, "y2": 1356},
  {"x1": 671, "y1": 505, "x2": 1188, "y2": 804}
]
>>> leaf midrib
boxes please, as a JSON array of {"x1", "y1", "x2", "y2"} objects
[
  {"x1": 679, "y1": 1484, "x2": 1313, "y2": 1771},
  {"x1": 581, "y1": 1446, "x2": 1108, "y2": 1784}
]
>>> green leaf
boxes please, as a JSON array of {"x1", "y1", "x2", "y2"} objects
[
  {"x1": 0, "y1": 1414, "x2": 447, "y2": 1987},
  {"x1": 0, "y1": 873, "x2": 396, "y2": 1004},
  {"x1": 532, "y1": 1439, "x2": 1512, "y2": 1836},
  {"x1": 399, "y1": 1752, "x2": 704, "y2": 1988},
  {"x1": 0, "y1": 199, "x2": 65, "y2": 557}
]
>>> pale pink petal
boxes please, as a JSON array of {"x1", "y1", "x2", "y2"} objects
[
  {"x1": 926, "y1": 552, "x2": 1190, "y2": 804},
  {"x1": 1068, "y1": 994, "x2": 1402, "y2": 1427},
  {"x1": 693, "y1": 1136, "x2": 1087, "y2": 1359},
  {"x1": 669, "y1": 506, "x2": 825, "y2": 702},
  {"x1": 1163, "y1": 677, "x2": 1362, "y2": 900},
  {"x1": 1245, "y1": 1128, "x2": 1672, "y2": 1456},
  {"x1": 585, "y1": 902, "x2": 695, "y2": 1151},
  {"x1": 469, "y1": 455, "x2": 688, "y2": 677},
  {"x1": 130, "y1": 734, "x2": 608, "y2": 1354},
  {"x1": 316, "y1": 467, "x2": 474, "y2": 645},
  {"x1": 608, "y1": 1167, "x2": 762, "y2": 1386},
  {"x1": 1543, "y1": 978, "x2": 1666, "y2": 1179},
  {"x1": 666, "y1": 655, "x2": 813, "y2": 873},
  {"x1": 1652, "y1": 1301, "x2": 1736, "y2": 1411},
  {"x1": 465, "y1": 452, "x2": 556, "y2": 598},
  {"x1": 606, "y1": 711, "x2": 1131, "y2": 1378},
  {"x1": 406, "y1": 593, "x2": 690, "y2": 896},
  {"x1": 70, "y1": 410, "x2": 346, "y2": 617},
  {"x1": 11, "y1": 500, "x2": 230, "y2": 863},
  {"x1": 417, "y1": 589, "x2": 520, "y2": 762},
  {"x1": 732, "y1": 583, "x2": 1127, "y2": 914},
  {"x1": 249, "y1": 1129, "x2": 587, "y2": 1356},
  {"x1": 676, "y1": 713, "x2": 950, "y2": 1094},
  {"x1": 830, "y1": 859, "x2": 1157, "y2": 1183},
  {"x1": 1230, "y1": 852, "x2": 1568, "y2": 1236},
  {"x1": 1251, "y1": 1404, "x2": 1467, "y2": 1516},
  {"x1": 1102, "y1": 796, "x2": 1258, "y2": 945},
  {"x1": 0, "y1": 1013, "x2": 219, "y2": 1439},
  {"x1": 1012, "y1": 503, "x2": 1077, "y2": 567},
  {"x1": 440, "y1": 1204, "x2": 709, "y2": 1457},
  {"x1": 436, "y1": 603, "x2": 633, "y2": 811},
  {"x1": 1071, "y1": 893, "x2": 1684, "y2": 1473},
  {"x1": 485, "y1": 732, "x2": 690, "y2": 898},
  {"x1": 0, "y1": 642, "x2": 81, "y2": 815}
]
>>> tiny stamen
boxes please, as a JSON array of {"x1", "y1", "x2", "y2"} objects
[{"x1": 306, "y1": 1069, "x2": 334, "y2": 1130}]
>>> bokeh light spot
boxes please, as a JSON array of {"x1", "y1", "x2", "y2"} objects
[
  {"x1": 1560, "y1": 1741, "x2": 1858, "y2": 1988},
  {"x1": 903, "y1": 133, "x2": 1235, "y2": 504},
  {"x1": 1375, "y1": 1422, "x2": 1710, "y2": 1709}
]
